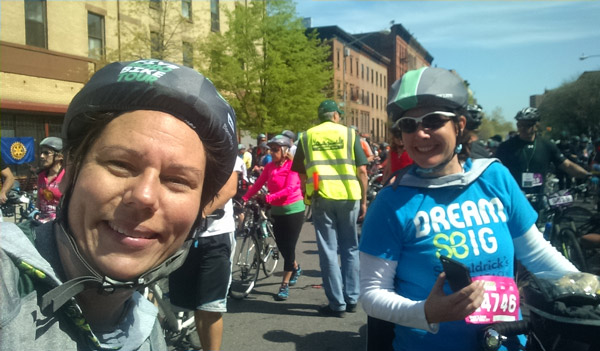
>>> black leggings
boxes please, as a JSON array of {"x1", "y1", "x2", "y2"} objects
[{"x1": 271, "y1": 211, "x2": 304, "y2": 272}]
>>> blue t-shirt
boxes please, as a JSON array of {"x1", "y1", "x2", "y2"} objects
[
  {"x1": 360, "y1": 159, "x2": 537, "y2": 351},
  {"x1": 261, "y1": 154, "x2": 272, "y2": 166}
]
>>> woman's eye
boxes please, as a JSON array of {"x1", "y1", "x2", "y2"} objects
[
  {"x1": 106, "y1": 160, "x2": 135, "y2": 174},
  {"x1": 163, "y1": 176, "x2": 192, "y2": 189}
]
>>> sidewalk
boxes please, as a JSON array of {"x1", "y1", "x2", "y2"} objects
[{"x1": 222, "y1": 221, "x2": 367, "y2": 351}]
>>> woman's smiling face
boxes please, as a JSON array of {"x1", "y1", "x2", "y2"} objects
[
  {"x1": 67, "y1": 110, "x2": 206, "y2": 281},
  {"x1": 401, "y1": 107, "x2": 465, "y2": 176}
]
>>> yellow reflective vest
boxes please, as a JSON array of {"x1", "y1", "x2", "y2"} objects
[{"x1": 301, "y1": 122, "x2": 362, "y2": 200}]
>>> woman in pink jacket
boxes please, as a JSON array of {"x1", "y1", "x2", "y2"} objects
[{"x1": 242, "y1": 134, "x2": 305, "y2": 301}]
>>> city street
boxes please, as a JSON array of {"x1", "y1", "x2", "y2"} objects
[{"x1": 222, "y1": 220, "x2": 368, "y2": 351}]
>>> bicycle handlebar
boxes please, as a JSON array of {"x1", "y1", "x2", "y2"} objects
[{"x1": 481, "y1": 320, "x2": 529, "y2": 351}]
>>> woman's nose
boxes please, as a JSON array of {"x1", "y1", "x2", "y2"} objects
[{"x1": 124, "y1": 170, "x2": 160, "y2": 212}]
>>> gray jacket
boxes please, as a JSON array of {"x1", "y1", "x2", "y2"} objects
[{"x1": 0, "y1": 222, "x2": 166, "y2": 350}]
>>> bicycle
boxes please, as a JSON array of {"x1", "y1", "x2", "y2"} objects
[
  {"x1": 480, "y1": 271, "x2": 600, "y2": 351},
  {"x1": 143, "y1": 278, "x2": 202, "y2": 350},
  {"x1": 528, "y1": 184, "x2": 592, "y2": 271},
  {"x1": 1, "y1": 180, "x2": 39, "y2": 223},
  {"x1": 229, "y1": 198, "x2": 279, "y2": 299}
]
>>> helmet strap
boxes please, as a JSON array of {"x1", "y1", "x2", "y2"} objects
[
  {"x1": 415, "y1": 120, "x2": 463, "y2": 176},
  {"x1": 42, "y1": 213, "x2": 192, "y2": 314}
]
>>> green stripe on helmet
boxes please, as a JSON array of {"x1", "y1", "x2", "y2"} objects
[{"x1": 394, "y1": 67, "x2": 427, "y2": 111}]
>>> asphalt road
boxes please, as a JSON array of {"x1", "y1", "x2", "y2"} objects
[{"x1": 221, "y1": 219, "x2": 368, "y2": 351}]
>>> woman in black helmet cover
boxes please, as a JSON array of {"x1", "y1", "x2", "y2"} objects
[
  {"x1": 358, "y1": 67, "x2": 578, "y2": 351},
  {"x1": 0, "y1": 59, "x2": 237, "y2": 350}
]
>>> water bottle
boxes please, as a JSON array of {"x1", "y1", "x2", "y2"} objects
[
  {"x1": 543, "y1": 222, "x2": 552, "y2": 240},
  {"x1": 260, "y1": 221, "x2": 269, "y2": 238}
]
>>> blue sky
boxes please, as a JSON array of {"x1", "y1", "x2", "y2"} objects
[{"x1": 294, "y1": 1, "x2": 600, "y2": 124}]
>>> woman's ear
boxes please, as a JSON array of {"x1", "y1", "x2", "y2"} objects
[{"x1": 457, "y1": 115, "x2": 467, "y2": 134}]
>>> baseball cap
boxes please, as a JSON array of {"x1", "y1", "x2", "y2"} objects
[{"x1": 318, "y1": 99, "x2": 343, "y2": 120}]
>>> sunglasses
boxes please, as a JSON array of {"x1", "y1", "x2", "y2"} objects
[
  {"x1": 270, "y1": 146, "x2": 281, "y2": 152},
  {"x1": 517, "y1": 121, "x2": 537, "y2": 128},
  {"x1": 394, "y1": 111, "x2": 456, "y2": 134}
]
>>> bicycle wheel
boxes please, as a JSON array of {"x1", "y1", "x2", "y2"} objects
[
  {"x1": 185, "y1": 329, "x2": 202, "y2": 350},
  {"x1": 551, "y1": 206, "x2": 592, "y2": 248},
  {"x1": 561, "y1": 206, "x2": 593, "y2": 231},
  {"x1": 229, "y1": 234, "x2": 259, "y2": 299},
  {"x1": 261, "y1": 220, "x2": 279, "y2": 277},
  {"x1": 558, "y1": 227, "x2": 588, "y2": 271},
  {"x1": 304, "y1": 204, "x2": 312, "y2": 222}
]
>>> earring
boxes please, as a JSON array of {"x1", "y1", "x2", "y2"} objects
[{"x1": 455, "y1": 144, "x2": 463, "y2": 153}]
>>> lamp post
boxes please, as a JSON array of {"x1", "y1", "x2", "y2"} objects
[
  {"x1": 579, "y1": 53, "x2": 600, "y2": 60},
  {"x1": 341, "y1": 28, "x2": 390, "y2": 129}
]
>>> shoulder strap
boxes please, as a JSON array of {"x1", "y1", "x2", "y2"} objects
[{"x1": 386, "y1": 166, "x2": 414, "y2": 190}]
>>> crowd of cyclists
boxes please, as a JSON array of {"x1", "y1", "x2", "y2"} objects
[{"x1": 1, "y1": 60, "x2": 599, "y2": 351}]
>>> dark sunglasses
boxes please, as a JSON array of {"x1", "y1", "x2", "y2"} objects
[
  {"x1": 517, "y1": 121, "x2": 537, "y2": 128},
  {"x1": 269, "y1": 145, "x2": 281, "y2": 152},
  {"x1": 394, "y1": 111, "x2": 456, "y2": 134}
]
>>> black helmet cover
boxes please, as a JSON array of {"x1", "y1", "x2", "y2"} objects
[{"x1": 63, "y1": 59, "x2": 237, "y2": 185}]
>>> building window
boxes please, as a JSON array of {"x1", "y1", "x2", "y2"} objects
[
  {"x1": 150, "y1": 0, "x2": 162, "y2": 10},
  {"x1": 336, "y1": 50, "x2": 340, "y2": 69},
  {"x1": 371, "y1": 93, "x2": 374, "y2": 108},
  {"x1": 182, "y1": 0, "x2": 192, "y2": 19},
  {"x1": 350, "y1": 57, "x2": 353, "y2": 75},
  {"x1": 182, "y1": 42, "x2": 193, "y2": 67},
  {"x1": 356, "y1": 61, "x2": 359, "y2": 77},
  {"x1": 210, "y1": 0, "x2": 220, "y2": 32},
  {"x1": 366, "y1": 66, "x2": 369, "y2": 81},
  {"x1": 361, "y1": 64, "x2": 364, "y2": 79},
  {"x1": 25, "y1": 0, "x2": 47, "y2": 48},
  {"x1": 88, "y1": 13, "x2": 105, "y2": 60}
]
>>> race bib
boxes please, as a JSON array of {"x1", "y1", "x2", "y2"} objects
[
  {"x1": 465, "y1": 275, "x2": 520, "y2": 324},
  {"x1": 521, "y1": 172, "x2": 543, "y2": 188}
]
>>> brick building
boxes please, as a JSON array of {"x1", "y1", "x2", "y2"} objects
[
  {"x1": 0, "y1": 0, "x2": 231, "y2": 177},
  {"x1": 310, "y1": 26, "x2": 391, "y2": 143},
  {"x1": 357, "y1": 23, "x2": 433, "y2": 86},
  {"x1": 310, "y1": 23, "x2": 432, "y2": 143}
]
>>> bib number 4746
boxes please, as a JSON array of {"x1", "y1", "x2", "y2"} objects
[{"x1": 465, "y1": 275, "x2": 520, "y2": 324}]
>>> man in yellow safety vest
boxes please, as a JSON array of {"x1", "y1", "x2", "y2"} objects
[{"x1": 291, "y1": 99, "x2": 368, "y2": 317}]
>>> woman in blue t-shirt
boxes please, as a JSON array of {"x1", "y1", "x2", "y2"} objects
[{"x1": 359, "y1": 67, "x2": 578, "y2": 351}]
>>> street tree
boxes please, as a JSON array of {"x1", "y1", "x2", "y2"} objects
[
  {"x1": 539, "y1": 71, "x2": 600, "y2": 138},
  {"x1": 478, "y1": 107, "x2": 515, "y2": 141},
  {"x1": 196, "y1": 0, "x2": 332, "y2": 135}
]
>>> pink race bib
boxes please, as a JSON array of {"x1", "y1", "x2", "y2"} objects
[{"x1": 465, "y1": 275, "x2": 520, "y2": 324}]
